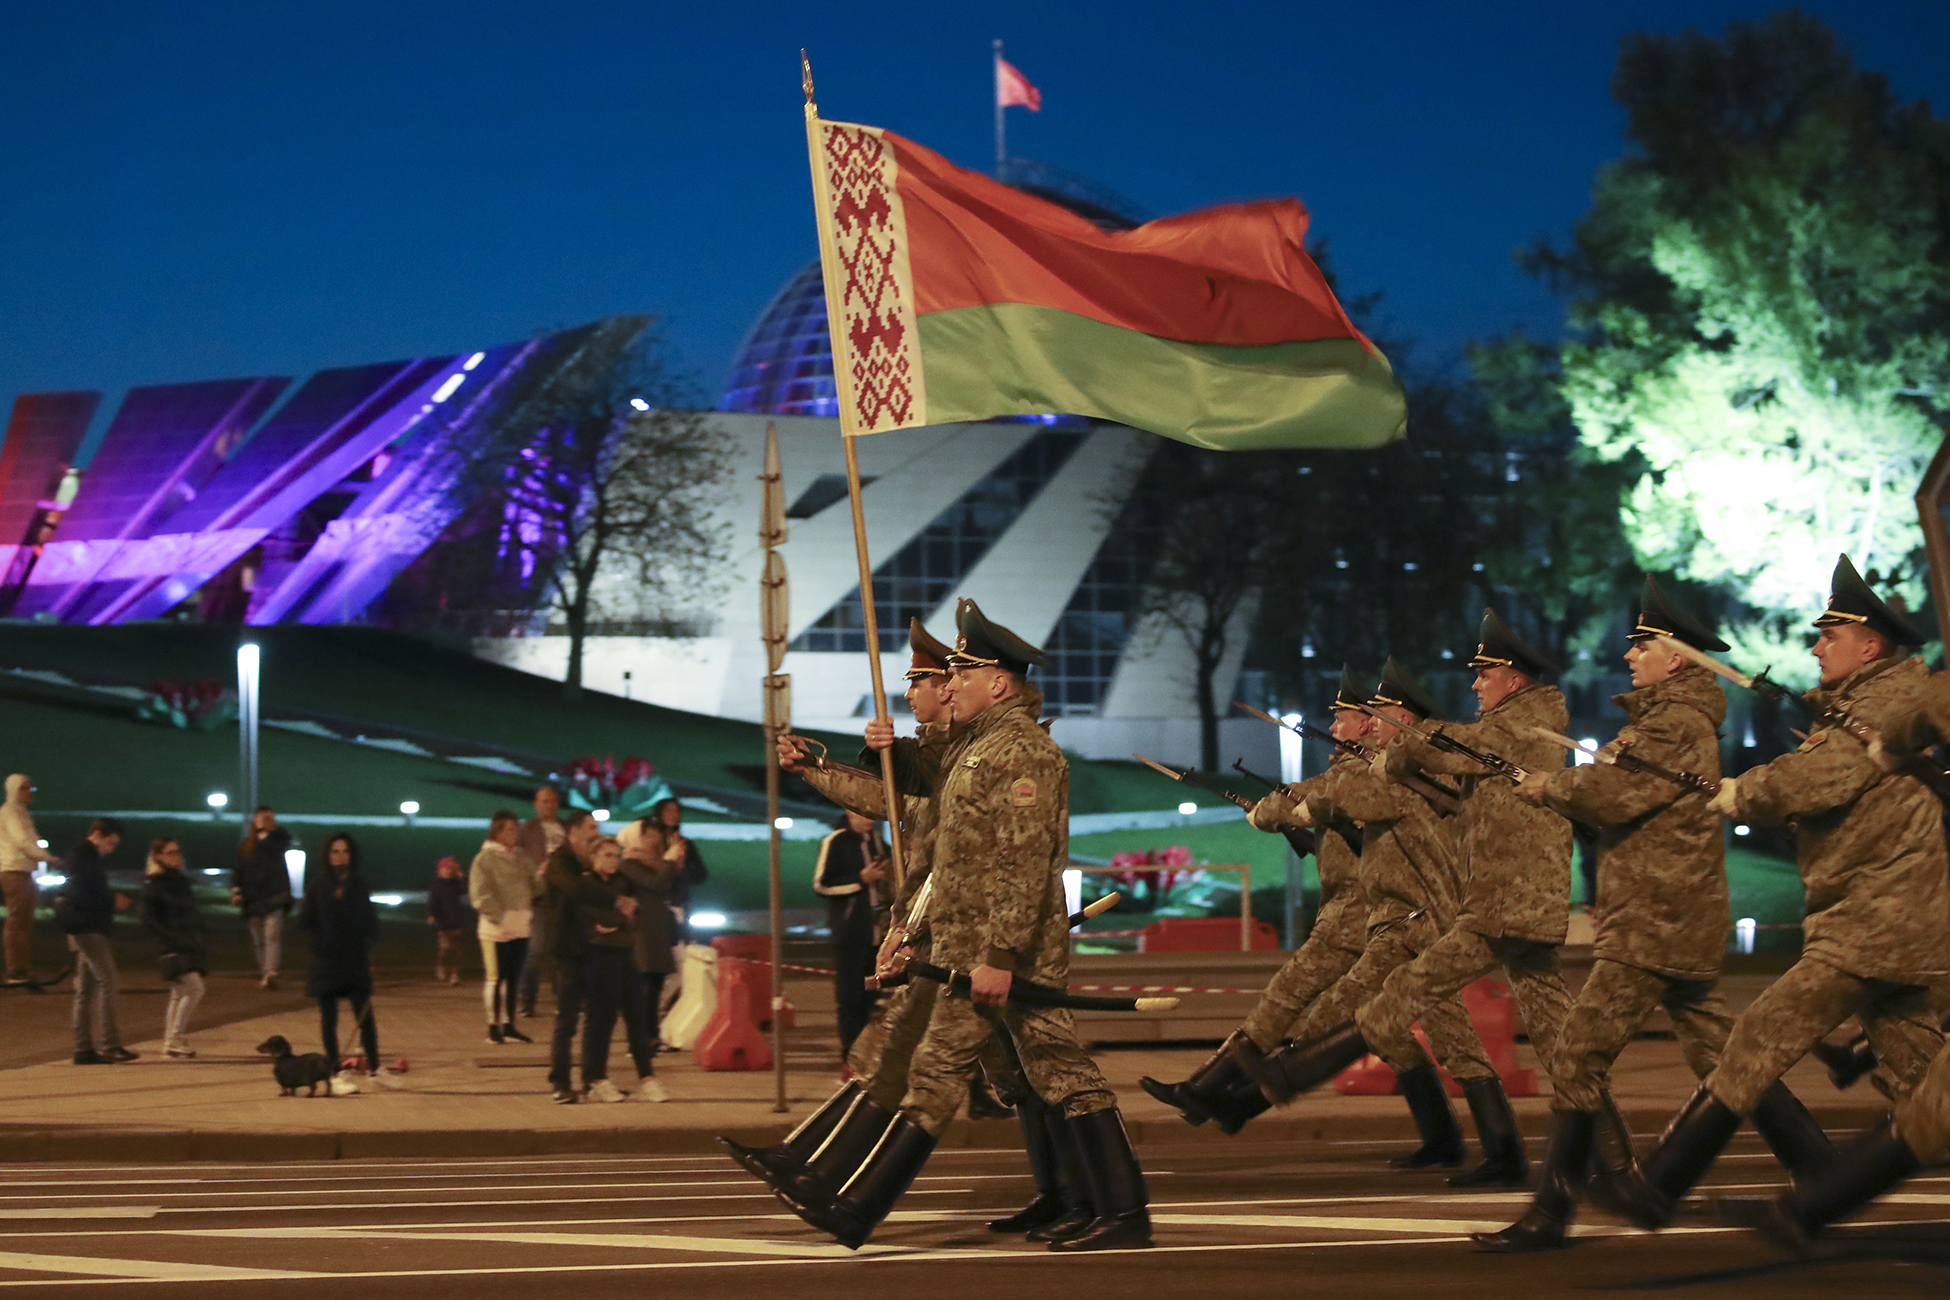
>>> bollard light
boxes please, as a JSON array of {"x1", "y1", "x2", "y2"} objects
[
  {"x1": 773, "y1": 816, "x2": 793, "y2": 831},
  {"x1": 1734, "y1": 917, "x2": 1757, "y2": 955},
  {"x1": 1733, "y1": 824, "x2": 1751, "y2": 837},
  {"x1": 690, "y1": 911, "x2": 727, "y2": 929},
  {"x1": 400, "y1": 801, "x2": 420, "y2": 816},
  {"x1": 593, "y1": 808, "x2": 610, "y2": 822},
  {"x1": 284, "y1": 849, "x2": 305, "y2": 897},
  {"x1": 206, "y1": 792, "x2": 228, "y2": 809},
  {"x1": 1177, "y1": 801, "x2": 1198, "y2": 816}
]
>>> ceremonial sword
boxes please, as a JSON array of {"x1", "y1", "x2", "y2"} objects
[{"x1": 1524, "y1": 726, "x2": 1720, "y2": 797}]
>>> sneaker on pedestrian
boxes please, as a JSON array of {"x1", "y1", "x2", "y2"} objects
[
  {"x1": 72, "y1": 1048, "x2": 105, "y2": 1065},
  {"x1": 164, "y1": 1043, "x2": 196, "y2": 1059},
  {"x1": 501, "y1": 1022, "x2": 532, "y2": 1044},
  {"x1": 551, "y1": 1087, "x2": 579, "y2": 1104},
  {"x1": 368, "y1": 1068, "x2": 406, "y2": 1090},
  {"x1": 258, "y1": 974, "x2": 278, "y2": 990},
  {"x1": 486, "y1": 1024, "x2": 505, "y2": 1045},
  {"x1": 330, "y1": 1069, "x2": 362, "y2": 1096},
  {"x1": 101, "y1": 1046, "x2": 139, "y2": 1063},
  {"x1": 636, "y1": 1078, "x2": 668, "y2": 1103},
  {"x1": 586, "y1": 1078, "x2": 625, "y2": 1104}
]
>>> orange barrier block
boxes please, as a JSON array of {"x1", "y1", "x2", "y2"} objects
[{"x1": 693, "y1": 960, "x2": 773, "y2": 1072}]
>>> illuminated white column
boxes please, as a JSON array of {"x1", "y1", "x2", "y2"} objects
[{"x1": 237, "y1": 643, "x2": 260, "y2": 829}]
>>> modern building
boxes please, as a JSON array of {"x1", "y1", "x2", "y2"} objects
[{"x1": 0, "y1": 159, "x2": 1277, "y2": 769}]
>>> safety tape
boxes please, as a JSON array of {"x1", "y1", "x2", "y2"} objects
[{"x1": 714, "y1": 952, "x2": 1262, "y2": 995}]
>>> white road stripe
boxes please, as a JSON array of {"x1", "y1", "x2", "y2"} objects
[
  {"x1": 0, "y1": 1252, "x2": 308, "y2": 1281},
  {"x1": 0, "y1": 1173, "x2": 1011, "y2": 1204}
]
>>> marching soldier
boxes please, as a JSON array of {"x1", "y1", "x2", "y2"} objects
[
  {"x1": 1238, "y1": 659, "x2": 1509, "y2": 1182},
  {"x1": 1477, "y1": 579, "x2": 1831, "y2": 1252},
  {"x1": 1233, "y1": 610, "x2": 1575, "y2": 1187},
  {"x1": 1591, "y1": 556, "x2": 1950, "y2": 1231},
  {"x1": 774, "y1": 601, "x2": 1148, "y2": 1252},
  {"x1": 1139, "y1": 667, "x2": 1373, "y2": 1137}
]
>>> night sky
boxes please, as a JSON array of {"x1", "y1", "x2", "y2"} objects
[{"x1": 4, "y1": 1, "x2": 1946, "y2": 453}]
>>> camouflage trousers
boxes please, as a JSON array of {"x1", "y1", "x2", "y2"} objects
[
  {"x1": 1289, "y1": 918, "x2": 1496, "y2": 1084},
  {"x1": 1241, "y1": 931, "x2": 1363, "y2": 1052},
  {"x1": 847, "y1": 980, "x2": 939, "y2": 1110},
  {"x1": 1896, "y1": 1038, "x2": 1950, "y2": 1162},
  {"x1": 902, "y1": 996, "x2": 1115, "y2": 1137},
  {"x1": 1550, "y1": 959, "x2": 1731, "y2": 1112},
  {"x1": 1704, "y1": 953, "x2": 1943, "y2": 1115},
  {"x1": 1354, "y1": 926, "x2": 1570, "y2": 1085}
]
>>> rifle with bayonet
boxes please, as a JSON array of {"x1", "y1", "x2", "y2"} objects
[
  {"x1": 1525, "y1": 727, "x2": 1719, "y2": 798},
  {"x1": 1222, "y1": 759, "x2": 1327, "y2": 858},
  {"x1": 1231, "y1": 758, "x2": 1283, "y2": 793},
  {"x1": 1351, "y1": 700, "x2": 1531, "y2": 783},
  {"x1": 1648, "y1": 634, "x2": 1950, "y2": 800},
  {"x1": 1235, "y1": 702, "x2": 1375, "y2": 761},
  {"x1": 1133, "y1": 754, "x2": 1256, "y2": 811}
]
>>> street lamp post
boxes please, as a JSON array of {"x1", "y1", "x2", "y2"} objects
[{"x1": 237, "y1": 643, "x2": 260, "y2": 831}]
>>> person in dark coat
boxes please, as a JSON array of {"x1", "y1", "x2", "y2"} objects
[
  {"x1": 426, "y1": 856, "x2": 471, "y2": 985},
  {"x1": 231, "y1": 806, "x2": 294, "y2": 989},
  {"x1": 651, "y1": 798, "x2": 709, "y2": 941},
  {"x1": 516, "y1": 785, "x2": 566, "y2": 1017},
  {"x1": 814, "y1": 811, "x2": 887, "y2": 1059},
  {"x1": 140, "y1": 838, "x2": 208, "y2": 1058},
  {"x1": 58, "y1": 818, "x2": 133, "y2": 1064},
  {"x1": 542, "y1": 812, "x2": 637, "y2": 1103},
  {"x1": 617, "y1": 819, "x2": 678, "y2": 1101},
  {"x1": 300, "y1": 833, "x2": 402, "y2": 1093}
]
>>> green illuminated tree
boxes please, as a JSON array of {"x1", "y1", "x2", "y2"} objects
[{"x1": 1531, "y1": 11, "x2": 1950, "y2": 678}]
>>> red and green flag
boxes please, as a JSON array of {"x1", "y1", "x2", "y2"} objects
[{"x1": 805, "y1": 116, "x2": 1406, "y2": 450}]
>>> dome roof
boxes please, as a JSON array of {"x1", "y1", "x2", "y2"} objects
[{"x1": 718, "y1": 161, "x2": 1146, "y2": 417}]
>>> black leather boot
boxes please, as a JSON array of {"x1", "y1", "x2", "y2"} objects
[
  {"x1": 1047, "y1": 1108, "x2": 1152, "y2": 1251},
  {"x1": 1472, "y1": 1109, "x2": 1596, "y2": 1252},
  {"x1": 774, "y1": 1093, "x2": 895, "y2": 1211},
  {"x1": 1749, "y1": 1081, "x2": 1836, "y2": 1186},
  {"x1": 1026, "y1": 1108, "x2": 1096, "y2": 1242},
  {"x1": 720, "y1": 1081, "x2": 859, "y2": 1182},
  {"x1": 1239, "y1": 1026, "x2": 1370, "y2": 1105},
  {"x1": 1140, "y1": 1030, "x2": 1269, "y2": 1133},
  {"x1": 1391, "y1": 1065, "x2": 1466, "y2": 1169},
  {"x1": 1450, "y1": 1077, "x2": 1528, "y2": 1187},
  {"x1": 1810, "y1": 1037, "x2": 1875, "y2": 1090},
  {"x1": 988, "y1": 1097, "x2": 1067, "y2": 1233},
  {"x1": 1714, "y1": 1119, "x2": 1923, "y2": 1255},
  {"x1": 1591, "y1": 1092, "x2": 1635, "y2": 1178},
  {"x1": 1586, "y1": 1086, "x2": 1741, "y2": 1230},
  {"x1": 791, "y1": 1114, "x2": 938, "y2": 1249}
]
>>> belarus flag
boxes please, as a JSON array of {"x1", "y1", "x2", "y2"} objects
[{"x1": 806, "y1": 118, "x2": 1405, "y2": 451}]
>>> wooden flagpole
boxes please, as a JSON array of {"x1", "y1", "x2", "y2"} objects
[{"x1": 801, "y1": 52, "x2": 909, "y2": 892}]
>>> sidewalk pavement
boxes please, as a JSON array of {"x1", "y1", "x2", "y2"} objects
[{"x1": 0, "y1": 971, "x2": 1886, "y2": 1164}]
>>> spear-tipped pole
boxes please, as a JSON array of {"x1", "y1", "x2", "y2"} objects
[{"x1": 800, "y1": 50, "x2": 910, "y2": 893}]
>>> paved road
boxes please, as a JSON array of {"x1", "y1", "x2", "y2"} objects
[{"x1": 0, "y1": 1139, "x2": 1944, "y2": 1297}]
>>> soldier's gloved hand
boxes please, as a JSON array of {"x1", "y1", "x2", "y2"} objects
[
  {"x1": 969, "y1": 963, "x2": 1011, "y2": 1007},
  {"x1": 1515, "y1": 771, "x2": 1551, "y2": 805},
  {"x1": 1706, "y1": 778, "x2": 1741, "y2": 819},
  {"x1": 863, "y1": 717, "x2": 895, "y2": 751}
]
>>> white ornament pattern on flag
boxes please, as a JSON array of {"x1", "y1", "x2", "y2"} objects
[{"x1": 819, "y1": 121, "x2": 924, "y2": 435}]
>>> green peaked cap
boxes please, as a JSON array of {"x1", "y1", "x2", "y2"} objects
[
  {"x1": 1630, "y1": 577, "x2": 1728, "y2": 652},
  {"x1": 1369, "y1": 657, "x2": 1440, "y2": 720},
  {"x1": 1467, "y1": 607, "x2": 1560, "y2": 679},
  {"x1": 1332, "y1": 664, "x2": 1368, "y2": 710},
  {"x1": 949, "y1": 598, "x2": 1048, "y2": 675},
  {"x1": 903, "y1": 618, "x2": 954, "y2": 680},
  {"x1": 1812, "y1": 554, "x2": 1923, "y2": 647}
]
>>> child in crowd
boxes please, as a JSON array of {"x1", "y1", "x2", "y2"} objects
[{"x1": 426, "y1": 856, "x2": 470, "y2": 985}]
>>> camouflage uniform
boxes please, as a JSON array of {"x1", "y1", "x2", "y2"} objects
[
  {"x1": 1280, "y1": 743, "x2": 1494, "y2": 1082},
  {"x1": 1356, "y1": 683, "x2": 1574, "y2": 1075},
  {"x1": 1709, "y1": 655, "x2": 1950, "y2": 1114},
  {"x1": 900, "y1": 690, "x2": 1115, "y2": 1135},
  {"x1": 1237, "y1": 750, "x2": 1369, "y2": 1051},
  {"x1": 1535, "y1": 664, "x2": 1733, "y2": 1111}
]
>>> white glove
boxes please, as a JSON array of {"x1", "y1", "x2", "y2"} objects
[{"x1": 1706, "y1": 778, "x2": 1740, "y2": 819}]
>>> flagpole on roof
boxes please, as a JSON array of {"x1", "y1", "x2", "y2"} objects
[
  {"x1": 993, "y1": 39, "x2": 1006, "y2": 172},
  {"x1": 799, "y1": 51, "x2": 911, "y2": 895}
]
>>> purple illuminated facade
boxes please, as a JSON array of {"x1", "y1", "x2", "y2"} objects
[{"x1": 0, "y1": 321, "x2": 621, "y2": 628}]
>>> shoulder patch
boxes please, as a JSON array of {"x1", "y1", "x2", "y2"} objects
[
  {"x1": 1010, "y1": 777, "x2": 1038, "y2": 807},
  {"x1": 962, "y1": 756, "x2": 981, "y2": 769}
]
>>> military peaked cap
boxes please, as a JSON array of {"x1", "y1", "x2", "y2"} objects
[
  {"x1": 903, "y1": 618, "x2": 953, "y2": 680},
  {"x1": 1467, "y1": 607, "x2": 1560, "y2": 679},
  {"x1": 1629, "y1": 577, "x2": 1728, "y2": 652},
  {"x1": 949, "y1": 598, "x2": 1048, "y2": 676},
  {"x1": 1369, "y1": 657, "x2": 1441, "y2": 720},
  {"x1": 1813, "y1": 554, "x2": 1923, "y2": 647},
  {"x1": 1332, "y1": 665, "x2": 1368, "y2": 711}
]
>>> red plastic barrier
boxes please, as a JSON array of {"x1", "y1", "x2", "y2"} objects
[
  {"x1": 1331, "y1": 977, "x2": 1537, "y2": 1098},
  {"x1": 693, "y1": 960, "x2": 773, "y2": 1072},
  {"x1": 1138, "y1": 917, "x2": 1281, "y2": 953},
  {"x1": 709, "y1": 933, "x2": 796, "y2": 1030}
]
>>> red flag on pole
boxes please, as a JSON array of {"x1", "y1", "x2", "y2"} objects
[{"x1": 996, "y1": 55, "x2": 1041, "y2": 111}]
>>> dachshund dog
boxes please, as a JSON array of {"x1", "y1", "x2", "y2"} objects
[{"x1": 256, "y1": 1035, "x2": 337, "y2": 1097}]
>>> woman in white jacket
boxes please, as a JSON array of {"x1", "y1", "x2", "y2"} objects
[{"x1": 470, "y1": 810, "x2": 538, "y2": 1044}]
